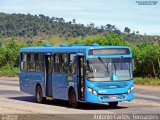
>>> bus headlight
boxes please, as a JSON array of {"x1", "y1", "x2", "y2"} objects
[
  {"x1": 131, "y1": 86, "x2": 134, "y2": 91},
  {"x1": 88, "y1": 87, "x2": 98, "y2": 96},
  {"x1": 127, "y1": 86, "x2": 134, "y2": 94},
  {"x1": 93, "y1": 90, "x2": 98, "y2": 96},
  {"x1": 127, "y1": 89, "x2": 131, "y2": 94},
  {"x1": 88, "y1": 87, "x2": 92, "y2": 93}
]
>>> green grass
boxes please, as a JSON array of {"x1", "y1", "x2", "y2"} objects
[
  {"x1": 134, "y1": 77, "x2": 160, "y2": 85},
  {"x1": 0, "y1": 66, "x2": 19, "y2": 77}
]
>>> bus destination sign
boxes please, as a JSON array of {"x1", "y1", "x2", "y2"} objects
[{"x1": 89, "y1": 48, "x2": 130, "y2": 55}]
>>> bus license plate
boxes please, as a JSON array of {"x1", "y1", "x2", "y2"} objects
[{"x1": 109, "y1": 96, "x2": 118, "y2": 100}]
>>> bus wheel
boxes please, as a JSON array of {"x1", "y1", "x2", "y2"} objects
[
  {"x1": 69, "y1": 89, "x2": 78, "y2": 108},
  {"x1": 108, "y1": 102, "x2": 118, "y2": 108},
  {"x1": 36, "y1": 85, "x2": 45, "y2": 103}
]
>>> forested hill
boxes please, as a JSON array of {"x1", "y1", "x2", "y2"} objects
[
  {"x1": 0, "y1": 12, "x2": 159, "y2": 44},
  {"x1": 0, "y1": 12, "x2": 104, "y2": 37}
]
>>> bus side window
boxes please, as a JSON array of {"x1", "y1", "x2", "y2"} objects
[
  {"x1": 21, "y1": 53, "x2": 27, "y2": 71},
  {"x1": 80, "y1": 57, "x2": 84, "y2": 77},
  {"x1": 48, "y1": 56, "x2": 53, "y2": 74},
  {"x1": 69, "y1": 54, "x2": 76, "y2": 74},
  {"x1": 21, "y1": 53, "x2": 27, "y2": 61},
  {"x1": 35, "y1": 53, "x2": 44, "y2": 72},
  {"x1": 53, "y1": 54, "x2": 61, "y2": 73},
  {"x1": 28, "y1": 62, "x2": 35, "y2": 71},
  {"x1": 27, "y1": 53, "x2": 35, "y2": 72},
  {"x1": 61, "y1": 53, "x2": 69, "y2": 73}
]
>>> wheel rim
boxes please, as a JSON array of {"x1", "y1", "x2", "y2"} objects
[
  {"x1": 70, "y1": 90, "x2": 77, "y2": 107},
  {"x1": 37, "y1": 87, "x2": 42, "y2": 102}
]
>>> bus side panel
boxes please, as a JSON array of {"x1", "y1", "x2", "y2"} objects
[
  {"x1": 61, "y1": 74, "x2": 78, "y2": 100},
  {"x1": 52, "y1": 74, "x2": 61, "y2": 99},
  {"x1": 72, "y1": 75, "x2": 78, "y2": 100},
  {"x1": 47, "y1": 74, "x2": 52, "y2": 96},
  {"x1": 52, "y1": 74, "x2": 78, "y2": 100},
  {"x1": 58, "y1": 74, "x2": 68, "y2": 100},
  {"x1": 52, "y1": 73, "x2": 70, "y2": 100},
  {"x1": 20, "y1": 71, "x2": 29, "y2": 93},
  {"x1": 27, "y1": 72, "x2": 46, "y2": 96}
]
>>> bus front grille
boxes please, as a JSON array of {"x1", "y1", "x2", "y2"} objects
[{"x1": 99, "y1": 94, "x2": 127, "y2": 100}]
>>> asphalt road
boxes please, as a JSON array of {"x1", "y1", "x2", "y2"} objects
[{"x1": 0, "y1": 78, "x2": 160, "y2": 120}]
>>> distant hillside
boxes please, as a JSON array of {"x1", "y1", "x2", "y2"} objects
[
  {"x1": 0, "y1": 12, "x2": 159, "y2": 44},
  {"x1": 0, "y1": 12, "x2": 104, "y2": 37}
]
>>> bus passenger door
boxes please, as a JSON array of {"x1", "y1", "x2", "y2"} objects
[
  {"x1": 45, "y1": 54, "x2": 53, "y2": 97},
  {"x1": 77, "y1": 55, "x2": 85, "y2": 100}
]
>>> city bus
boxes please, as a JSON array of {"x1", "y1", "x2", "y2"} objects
[{"x1": 19, "y1": 44, "x2": 134, "y2": 108}]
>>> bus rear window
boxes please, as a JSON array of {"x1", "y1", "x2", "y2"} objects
[{"x1": 89, "y1": 48, "x2": 130, "y2": 56}]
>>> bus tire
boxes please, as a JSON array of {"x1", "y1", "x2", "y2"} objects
[
  {"x1": 68, "y1": 89, "x2": 78, "y2": 108},
  {"x1": 108, "y1": 102, "x2": 118, "y2": 108},
  {"x1": 36, "y1": 85, "x2": 46, "y2": 103}
]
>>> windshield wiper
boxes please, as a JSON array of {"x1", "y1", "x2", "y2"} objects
[
  {"x1": 113, "y1": 62, "x2": 117, "y2": 74},
  {"x1": 98, "y1": 57, "x2": 109, "y2": 75},
  {"x1": 112, "y1": 58, "x2": 122, "y2": 74}
]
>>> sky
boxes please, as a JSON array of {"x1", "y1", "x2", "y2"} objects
[{"x1": 0, "y1": 0, "x2": 160, "y2": 35}]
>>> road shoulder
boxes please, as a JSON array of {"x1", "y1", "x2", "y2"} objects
[{"x1": 135, "y1": 84, "x2": 160, "y2": 91}]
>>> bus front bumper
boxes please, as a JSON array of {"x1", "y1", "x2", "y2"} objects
[{"x1": 86, "y1": 90, "x2": 134, "y2": 103}]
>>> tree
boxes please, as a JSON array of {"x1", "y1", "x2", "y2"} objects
[
  {"x1": 72, "y1": 19, "x2": 76, "y2": 24},
  {"x1": 124, "y1": 27, "x2": 130, "y2": 34},
  {"x1": 59, "y1": 18, "x2": 65, "y2": 23},
  {"x1": 106, "y1": 24, "x2": 116, "y2": 31},
  {"x1": 0, "y1": 41, "x2": 2, "y2": 47},
  {"x1": 0, "y1": 38, "x2": 20, "y2": 67},
  {"x1": 136, "y1": 31, "x2": 139, "y2": 34},
  {"x1": 72, "y1": 33, "x2": 125, "y2": 46}
]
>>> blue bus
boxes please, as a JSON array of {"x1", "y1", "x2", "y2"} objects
[{"x1": 19, "y1": 44, "x2": 134, "y2": 108}]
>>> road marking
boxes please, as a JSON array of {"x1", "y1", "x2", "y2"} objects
[
  {"x1": 135, "y1": 94, "x2": 160, "y2": 100},
  {"x1": 0, "y1": 85, "x2": 19, "y2": 91},
  {"x1": 130, "y1": 100, "x2": 160, "y2": 107}
]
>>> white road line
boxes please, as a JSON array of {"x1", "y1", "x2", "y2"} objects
[{"x1": 135, "y1": 94, "x2": 160, "y2": 100}]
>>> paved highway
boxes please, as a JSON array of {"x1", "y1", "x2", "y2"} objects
[{"x1": 0, "y1": 77, "x2": 159, "y2": 120}]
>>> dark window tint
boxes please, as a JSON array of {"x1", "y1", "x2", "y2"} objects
[
  {"x1": 54, "y1": 54, "x2": 61, "y2": 73},
  {"x1": 27, "y1": 53, "x2": 35, "y2": 61},
  {"x1": 48, "y1": 56, "x2": 53, "y2": 74},
  {"x1": 35, "y1": 62, "x2": 44, "y2": 72},
  {"x1": 61, "y1": 54, "x2": 69, "y2": 73},
  {"x1": 69, "y1": 54, "x2": 76, "y2": 74},
  {"x1": 35, "y1": 53, "x2": 44, "y2": 62},
  {"x1": 28, "y1": 62, "x2": 35, "y2": 71},
  {"x1": 21, "y1": 53, "x2": 27, "y2": 61},
  {"x1": 53, "y1": 53, "x2": 77, "y2": 74}
]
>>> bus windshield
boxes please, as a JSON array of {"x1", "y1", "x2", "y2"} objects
[{"x1": 87, "y1": 58, "x2": 132, "y2": 81}]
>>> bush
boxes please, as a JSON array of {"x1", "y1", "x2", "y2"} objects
[
  {"x1": 72, "y1": 33, "x2": 126, "y2": 46},
  {"x1": 133, "y1": 44, "x2": 160, "y2": 77},
  {"x1": 0, "y1": 66, "x2": 19, "y2": 77},
  {"x1": 0, "y1": 38, "x2": 20, "y2": 67},
  {"x1": 134, "y1": 77, "x2": 160, "y2": 85}
]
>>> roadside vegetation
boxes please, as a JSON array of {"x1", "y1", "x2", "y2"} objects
[
  {"x1": 134, "y1": 77, "x2": 160, "y2": 85},
  {"x1": 0, "y1": 66, "x2": 19, "y2": 77},
  {"x1": 0, "y1": 35, "x2": 159, "y2": 85}
]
